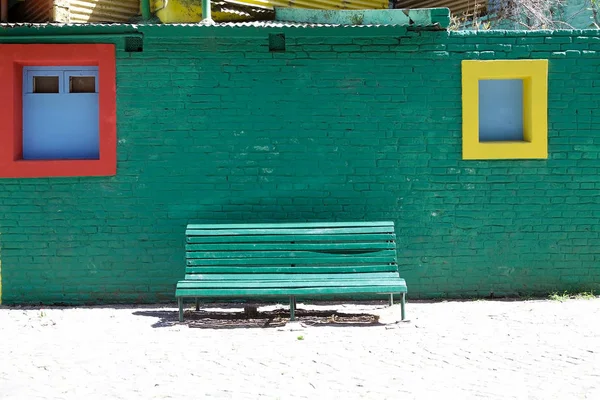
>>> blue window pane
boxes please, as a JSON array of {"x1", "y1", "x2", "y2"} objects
[
  {"x1": 22, "y1": 66, "x2": 99, "y2": 160},
  {"x1": 478, "y1": 79, "x2": 524, "y2": 142}
]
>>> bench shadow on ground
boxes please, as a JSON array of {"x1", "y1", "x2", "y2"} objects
[{"x1": 133, "y1": 305, "x2": 386, "y2": 329}]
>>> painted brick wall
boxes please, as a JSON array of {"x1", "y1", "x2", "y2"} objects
[{"x1": 1, "y1": 27, "x2": 600, "y2": 304}]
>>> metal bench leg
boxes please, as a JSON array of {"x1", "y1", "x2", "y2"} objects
[
  {"x1": 195, "y1": 297, "x2": 200, "y2": 311},
  {"x1": 290, "y1": 296, "x2": 296, "y2": 321},
  {"x1": 178, "y1": 297, "x2": 184, "y2": 322},
  {"x1": 389, "y1": 294, "x2": 394, "y2": 306},
  {"x1": 401, "y1": 293, "x2": 406, "y2": 321}
]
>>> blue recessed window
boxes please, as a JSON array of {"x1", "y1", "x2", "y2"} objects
[
  {"x1": 23, "y1": 66, "x2": 99, "y2": 160},
  {"x1": 478, "y1": 79, "x2": 524, "y2": 142}
]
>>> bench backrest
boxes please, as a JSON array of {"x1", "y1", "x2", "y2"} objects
[{"x1": 185, "y1": 221, "x2": 398, "y2": 278}]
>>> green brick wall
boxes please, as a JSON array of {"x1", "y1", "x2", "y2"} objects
[{"x1": 1, "y1": 27, "x2": 600, "y2": 304}]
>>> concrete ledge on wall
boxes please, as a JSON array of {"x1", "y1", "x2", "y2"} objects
[{"x1": 274, "y1": 7, "x2": 451, "y2": 29}]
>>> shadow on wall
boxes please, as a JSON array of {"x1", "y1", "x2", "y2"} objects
[{"x1": 164, "y1": 189, "x2": 404, "y2": 225}]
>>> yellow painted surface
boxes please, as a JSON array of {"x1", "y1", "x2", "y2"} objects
[
  {"x1": 461, "y1": 59, "x2": 548, "y2": 160},
  {"x1": 153, "y1": 0, "x2": 265, "y2": 23}
]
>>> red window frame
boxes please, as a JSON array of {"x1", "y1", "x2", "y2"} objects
[{"x1": 0, "y1": 44, "x2": 116, "y2": 178}]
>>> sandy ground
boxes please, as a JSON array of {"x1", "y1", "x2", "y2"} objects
[{"x1": 1, "y1": 298, "x2": 599, "y2": 400}]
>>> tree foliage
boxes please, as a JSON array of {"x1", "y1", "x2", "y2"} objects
[
  {"x1": 591, "y1": 0, "x2": 600, "y2": 28},
  {"x1": 493, "y1": 0, "x2": 568, "y2": 29},
  {"x1": 450, "y1": 0, "x2": 600, "y2": 30}
]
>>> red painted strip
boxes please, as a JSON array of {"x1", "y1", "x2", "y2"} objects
[{"x1": 0, "y1": 44, "x2": 117, "y2": 178}]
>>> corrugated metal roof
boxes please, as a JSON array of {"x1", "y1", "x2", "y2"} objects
[
  {"x1": 18, "y1": 0, "x2": 141, "y2": 23},
  {"x1": 0, "y1": 9, "x2": 448, "y2": 38},
  {"x1": 0, "y1": 22, "x2": 139, "y2": 29},
  {"x1": 151, "y1": 0, "x2": 389, "y2": 24},
  {"x1": 17, "y1": 0, "x2": 53, "y2": 22},
  {"x1": 69, "y1": 0, "x2": 141, "y2": 23},
  {"x1": 223, "y1": 0, "x2": 389, "y2": 11},
  {"x1": 202, "y1": 20, "x2": 438, "y2": 27},
  {"x1": 0, "y1": 20, "x2": 444, "y2": 30}
]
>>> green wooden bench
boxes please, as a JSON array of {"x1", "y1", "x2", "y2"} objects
[{"x1": 175, "y1": 221, "x2": 408, "y2": 322}]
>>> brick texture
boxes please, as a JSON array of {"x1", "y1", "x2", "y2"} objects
[{"x1": 1, "y1": 28, "x2": 600, "y2": 303}]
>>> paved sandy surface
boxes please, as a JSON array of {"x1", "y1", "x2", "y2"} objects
[{"x1": 1, "y1": 298, "x2": 599, "y2": 400}]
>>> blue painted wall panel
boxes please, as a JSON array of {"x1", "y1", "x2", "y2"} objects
[
  {"x1": 23, "y1": 95, "x2": 99, "y2": 160},
  {"x1": 22, "y1": 66, "x2": 99, "y2": 160}
]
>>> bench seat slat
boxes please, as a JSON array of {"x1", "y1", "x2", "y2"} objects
[
  {"x1": 185, "y1": 265, "x2": 399, "y2": 273},
  {"x1": 177, "y1": 279, "x2": 404, "y2": 289},
  {"x1": 185, "y1": 249, "x2": 396, "y2": 260},
  {"x1": 187, "y1": 233, "x2": 395, "y2": 244},
  {"x1": 185, "y1": 242, "x2": 396, "y2": 251},
  {"x1": 184, "y1": 272, "x2": 401, "y2": 281},
  {"x1": 187, "y1": 221, "x2": 394, "y2": 230},
  {"x1": 176, "y1": 284, "x2": 407, "y2": 297},
  {"x1": 187, "y1": 256, "x2": 396, "y2": 266},
  {"x1": 186, "y1": 227, "x2": 394, "y2": 236}
]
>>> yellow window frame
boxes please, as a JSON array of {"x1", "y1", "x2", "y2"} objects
[{"x1": 461, "y1": 59, "x2": 549, "y2": 160}]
